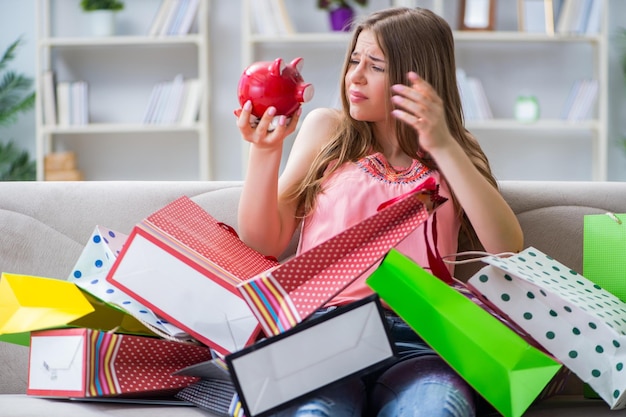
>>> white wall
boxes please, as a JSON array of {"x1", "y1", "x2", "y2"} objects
[{"x1": 1, "y1": 0, "x2": 625, "y2": 181}]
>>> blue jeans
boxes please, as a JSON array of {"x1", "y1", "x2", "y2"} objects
[{"x1": 270, "y1": 311, "x2": 476, "y2": 417}]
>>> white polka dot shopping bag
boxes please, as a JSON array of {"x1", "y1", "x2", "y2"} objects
[
  {"x1": 27, "y1": 327, "x2": 212, "y2": 398},
  {"x1": 237, "y1": 177, "x2": 445, "y2": 338},
  {"x1": 467, "y1": 246, "x2": 626, "y2": 410},
  {"x1": 68, "y1": 225, "x2": 189, "y2": 341}
]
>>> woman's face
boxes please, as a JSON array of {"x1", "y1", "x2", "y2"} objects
[{"x1": 345, "y1": 29, "x2": 389, "y2": 123}]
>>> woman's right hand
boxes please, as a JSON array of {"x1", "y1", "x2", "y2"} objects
[{"x1": 236, "y1": 100, "x2": 301, "y2": 150}]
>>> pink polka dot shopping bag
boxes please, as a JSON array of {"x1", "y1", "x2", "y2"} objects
[
  {"x1": 26, "y1": 327, "x2": 212, "y2": 398},
  {"x1": 237, "y1": 177, "x2": 445, "y2": 338},
  {"x1": 106, "y1": 196, "x2": 280, "y2": 356}
]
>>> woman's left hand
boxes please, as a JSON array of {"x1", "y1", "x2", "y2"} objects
[{"x1": 390, "y1": 71, "x2": 454, "y2": 154}]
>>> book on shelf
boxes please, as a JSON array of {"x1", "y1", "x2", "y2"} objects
[
  {"x1": 42, "y1": 70, "x2": 57, "y2": 126},
  {"x1": 250, "y1": 0, "x2": 295, "y2": 36},
  {"x1": 584, "y1": 0, "x2": 602, "y2": 34},
  {"x1": 71, "y1": 81, "x2": 89, "y2": 126},
  {"x1": 143, "y1": 75, "x2": 202, "y2": 125},
  {"x1": 561, "y1": 78, "x2": 598, "y2": 121},
  {"x1": 456, "y1": 69, "x2": 493, "y2": 121},
  {"x1": 148, "y1": 0, "x2": 174, "y2": 36},
  {"x1": 55, "y1": 80, "x2": 89, "y2": 127},
  {"x1": 176, "y1": 0, "x2": 199, "y2": 35},
  {"x1": 180, "y1": 78, "x2": 202, "y2": 125},
  {"x1": 159, "y1": 0, "x2": 180, "y2": 36},
  {"x1": 56, "y1": 82, "x2": 71, "y2": 127},
  {"x1": 555, "y1": 0, "x2": 602, "y2": 35},
  {"x1": 165, "y1": 0, "x2": 188, "y2": 35},
  {"x1": 147, "y1": 81, "x2": 171, "y2": 124},
  {"x1": 148, "y1": 0, "x2": 199, "y2": 36},
  {"x1": 162, "y1": 74, "x2": 185, "y2": 124}
]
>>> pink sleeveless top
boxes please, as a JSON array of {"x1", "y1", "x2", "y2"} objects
[{"x1": 297, "y1": 152, "x2": 460, "y2": 307}]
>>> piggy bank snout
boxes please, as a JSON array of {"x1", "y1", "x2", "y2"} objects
[{"x1": 298, "y1": 83, "x2": 314, "y2": 104}]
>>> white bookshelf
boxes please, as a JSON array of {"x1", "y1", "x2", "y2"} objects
[
  {"x1": 34, "y1": 0, "x2": 211, "y2": 181},
  {"x1": 240, "y1": 0, "x2": 609, "y2": 181}
]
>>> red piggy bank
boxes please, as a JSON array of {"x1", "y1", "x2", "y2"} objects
[{"x1": 237, "y1": 57, "x2": 314, "y2": 121}]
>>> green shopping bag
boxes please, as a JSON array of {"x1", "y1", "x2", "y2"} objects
[
  {"x1": 366, "y1": 249, "x2": 562, "y2": 417},
  {"x1": 583, "y1": 213, "x2": 626, "y2": 302},
  {"x1": 583, "y1": 212, "x2": 626, "y2": 399}
]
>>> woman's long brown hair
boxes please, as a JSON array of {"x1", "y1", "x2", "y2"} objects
[{"x1": 284, "y1": 7, "x2": 497, "y2": 246}]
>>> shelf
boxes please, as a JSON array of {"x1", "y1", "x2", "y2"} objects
[
  {"x1": 453, "y1": 31, "x2": 602, "y2": 43},
  {"x1": 247, "y1": 31, "x2": 601, "y2": 45},
  {"x1": 35, "y1": 0, "x2": 211, "y2": 181},
  {"x1": 465, "y1": 119, "x2": 600, "y2": 131},
  {"x1": 41, "y1": 123, "x2": 204, "y2": 135},
  {"x1": 248, "y1": 32, "x2": 351, "y2": 44},
  {"x1": 241, "y1": 0, "x2": 609, "y2": 181},
  {"x1": 39, "y1": 35, "x2": 204, "y2": 47}
]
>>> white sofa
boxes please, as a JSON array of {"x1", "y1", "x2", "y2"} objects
[{"x1": 1, "y1": 179, "x2": 626, "y2": 416}]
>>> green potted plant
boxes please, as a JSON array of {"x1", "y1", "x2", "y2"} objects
[
  {"x1": 317, "y1": 0, "x2": 367, "y2": 32},
  {"x1": 79, "y1": 0, "x2": 124, "y2": 11},
  {"x1": 79, "y1": 0, "x2": 124, "y2": 37},
  {"x1": 0, "y1": 37, "x2": 36, "y2": 181}
]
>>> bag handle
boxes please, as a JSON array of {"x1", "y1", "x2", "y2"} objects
[
  {"x1": 441, "y1": 250, "x2": 517, "y2": 265},
  {"x1": 376, "y1": 177, "x2": 454, "y2": 284},
  {"x1": 424, "y1": 213, "x2": 454, "y2": 284},
  {"x1": 376, "y1": 177, "x2": 440, "y2": 211},
  {"x1": 218, "y1": 222, "x2": 279, "y2": 263}
]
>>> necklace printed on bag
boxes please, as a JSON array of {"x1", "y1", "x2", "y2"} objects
[{"x1": 42, "y1": 340, "x2": 83, "y2": 380}]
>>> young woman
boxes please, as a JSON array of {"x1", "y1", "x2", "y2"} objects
[{"x1": 236, "y1": 7, "x2": 523, "y2": 417}]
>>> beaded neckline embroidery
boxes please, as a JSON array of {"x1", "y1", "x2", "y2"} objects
[{"x1": 356, "y1": 152, "x2": 432, "y2": 184}]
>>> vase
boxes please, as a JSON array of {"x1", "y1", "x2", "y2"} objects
[
  {"x1": 88, "y1": 10, "x2": 116, "y2": 37},
  {"x1": 329, "y1": 5, "x2": 354, "y2": 32}
]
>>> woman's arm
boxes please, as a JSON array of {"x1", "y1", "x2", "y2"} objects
[
  {"x1": 390, "y1": 72, "x2": 523, "y2": 254},
  {"x1": 427, "y1": 140, "x2": 524, "y2": 254},
  {"x1": 237, "y1": 104, "x2": 339, "y2": 257}
]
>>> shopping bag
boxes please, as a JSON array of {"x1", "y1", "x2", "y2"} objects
[
  {"x1": 107, "y1": 196, "x2": 280, "y2": 355},
  {"x1": 237, "y1": 177, "x2": 445, "y2": 337},
  {"x1": 583, "y1": 212, "x2": 626, "y2": 301},
  {"x1": 176, "y1": 378, "x2": 241, "y2": 417},
  {"x1": 0, "y1": 273, "x2": 154, "y2": 346},
  {"x1": 175, "y1": 356, "x2": 243, "y2": 417},
  {"x1": 367, "y1": 249, "x2": 562, "y2": 417},
  {"x1": 68, "y1": 225, "x2": 189, "y2": 340},
  {"x1": 27, "y1": 327, "x2": 212, "y2": 398},
  {"x1": 225, "y1": 294, "x2": 395, "y2": 417},
  {"x1": 467, "y1": 246, "x2": 626, "y2": 410}
]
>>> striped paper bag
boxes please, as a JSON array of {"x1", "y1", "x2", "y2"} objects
[
  {"x1": 237, "y1": 177, "x2": 446, "y2": 337},
  {"x1": 27, "y1": 328, "x2": 212, "y2": 398}
]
